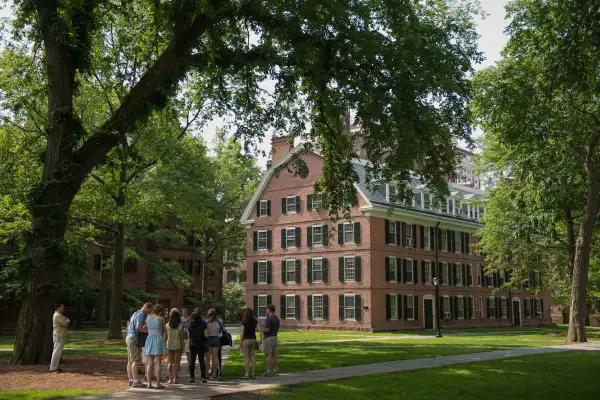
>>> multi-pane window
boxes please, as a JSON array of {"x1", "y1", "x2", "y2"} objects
[
  {"x1": 389, "y1": 293, "x2": 398, "y2": 320},
  {"x1": 535, "y1": 298, "x2": 542, "y2": 317},
  {"x1": 442, "y1": 262, "x2": 450, "y2": 285},
  {"x1": 258, "y1": 230, "x2": 268, "y2": 250},
  {"x1": 458, "y1": 296, "x2": 464, "y2": 319},
  {"x1": 312, "y1": 225, "x2": 323, "y2": 246},
  {"x1": 93, "y1": 254, "x2": 102, "y2": 270},
  {"x1": 534, "y1": 270, "x2": 542, "y2": 287},
  {"x1": 423, "y1": 227, "x2": 431, "y2": 249},
  {"x1": 286, "y1": 228, "x2": 296, "y2": 248},
  {"x1": 389, "y1": 257, "x2": 398, "y2": 282},
  {"x1": 312, "y1": 258, "x2": 323, "y2": 282},
  {"x1": 344, "y1": 257, "x2": 356, "y2": 281},
  {"x1": 227, "y1": 270, "x2": 237, "y2": 283},
  {"x1": 258, "y1": 295, "x2": 268, "y2": 318},
  {"x1": 455, "y1": 232, "x2": 462, "y2": 253},
  {"x1": 462, "y1": 203, "x2": 469, "y2": 217},
  {"x1": 477, "y1": 265, "x2": 484, "y2": 287},
  {"x1": 344, "y1": 223, "x2": 355, "y2": 244},
  {"x1": 443, "y1": 296, "x2": 451, "y2": 319},
  {"x1": 286, "y1": 196, "x2": 297, "y2": 213},
  {"x1": 468, "y1": 234, "x2": 473, "y2": 255},
  {"x1": 259, "y1": 200, "x2": 268, "y2": 216},
  {"x1": 414, "y1": 192, "x2": 422, "y2": 208},
  {"x1": 469, "y1": 296, "x2": 475, "y2": 319},
  {"x1": 525, "y1": 298, "x2": 531, "y2": 318},
  {"x1": 423, "y1": 193, "x2": 431, "y2": 209},
  {"x1": 424, "y1": 261, "x2": 432, "y2": 284},
  {"x1": 501, "y1": 298, "x2": 507, "y2": 319},
  {"x1": 286, "y1": 295, "x2": 295, "y2": 319},
  {"x1": 405, "y1": 259, "x2": 414, "y2": 283},
  {"x1": 313, "y1": 295, "x2": 324, "y2": 319},
  {"x1": 286, "y1": 259, "x2": 296, "y2": 283},
  {"x1": 388, "y1": 185, "x2": 398, "y2": 202},
  {"x1": 479, "y1": 296, "x2": 484, "y2": 319},
  {"x1": 441, "y1": 229, "x2": 448, "y2": 252},
  {"x1": 388, "y1": 222, "x2": 397, "y2": 244},
  {"x1": 345, "y1": 295, "x2": 356, "y2": 320},
  {"x1": 468, "y1": 264, "x2": 473, "y2": 286},
  {"x1": 406, "y1": 295, "x2": 415, "y2": 319},
  {"x1": 455, "y1": 263, "x2": 463, "y2": 286},
  {"x1": 258, "y1": 261, "x2": 268, "y2": 284},
  {"x1": 405, "y1": 226, "x2": 414, "y2": 247},
  {"x1": 311, "y1": 193, "x2": 324, "y2": 211},
  {"x1": 489, "y1": 297, "x2": 496, "y2": 319}
]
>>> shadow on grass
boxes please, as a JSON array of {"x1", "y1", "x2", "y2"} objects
[{"x1": 0, "y1": 390, "x2": 105, "y2": 400}]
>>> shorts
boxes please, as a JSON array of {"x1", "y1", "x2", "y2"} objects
[
  {"x1": 207, "y1": 336, "x2": 220, "y2": 348},
  {"x1": 183, "y1": 339, "x2": 190, "y2": 353},
  {"x1": 264, "y1": 336, "x2": 278, "y2": 355},
  {"x1": 126, "y1": 336, "x2": 142, "y2": 363}
]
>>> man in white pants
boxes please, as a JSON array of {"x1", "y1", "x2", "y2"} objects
[{"x1": 50, "y1": 304, "x2": 70, "y2": 373}]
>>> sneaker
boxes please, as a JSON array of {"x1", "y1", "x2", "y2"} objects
[
  {"x1": 271, "y1": 370, "x2": 280, "y2": 377},
  {"x1": 132, "y1": 381, "x2": 145, "y2": 388},
  {"x1": 128, "y1": 381, "x2": 133, "y2": 388},
  {"x1": 263, "y1": 370, "x2": 271, "y2": 377}
]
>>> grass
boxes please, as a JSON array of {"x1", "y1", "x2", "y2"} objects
[
  {"x1": 0, "y1": 390, "x2": 105, "y2": 400},
  {"x1": 258, "y1": 351, "x2": 600, "y2": 400},
  {"x1": 221, "y1": 341, "x2": 498, "y2": 379},
  {"x1": 0, "y1": 330, "x2": 128, "y2": 350}
]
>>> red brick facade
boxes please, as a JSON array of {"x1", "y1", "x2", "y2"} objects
[{"x1": 242, "y1": 148, "x2": 552, "y2": 332}]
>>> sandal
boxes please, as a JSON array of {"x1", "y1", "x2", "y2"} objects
[
  {"x1": 242, "y1": 375, "x2": 251, "y2": 380},
  {"x1": 250, "y1": 376, "x2": 256, "y2": 380},
  {"x1": 146, "y1": 385, "x2": 154, "y2": 390},
  {"x1": 156, "y1": 385, "x2": 166, "y2": 389}
]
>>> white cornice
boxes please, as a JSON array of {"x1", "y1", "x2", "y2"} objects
[{"x1": 360, "y1": 205, "x2": 483, "y2": 231}]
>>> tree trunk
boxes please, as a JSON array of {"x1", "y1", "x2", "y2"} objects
[
  {"x1": 567, "y1": 150, "x2": 600, "y2": 343},
  {"x1": 564, "y1": 206, "x2": 576, "y2": 281},
  {"x1": 107, "y1": 165, "x2": 127, "y2": 339}
]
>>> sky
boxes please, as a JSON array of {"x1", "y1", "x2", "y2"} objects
[{"x1": 0, "y1": 0, "x2": 511, "y2": 167}]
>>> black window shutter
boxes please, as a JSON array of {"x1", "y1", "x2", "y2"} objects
[
  {"x1": 401, "y1": 222, "x2": 406, "y2": 247},
  {"x1": 421, "y1": 261, "x2": 425, "y2": 283},
  {"x1": 267, "y1": 295, "x2": 272, "y2": 307},
  {"x1": 253, "y1": 296, "x2": 258, "y2": 313},
  {"x1": 460, "y1": 232, "x2": 465, "y2": 253},
  {"x1": 339, "y1": 295, "x2": 345, "y2": 320},
  {"x1": 414, "y1": 295, "x2": 419, "y2": 320},
  {"x1": 253, "y1": 262, "x2": 258, "y2": 284},
  {"x1": 420, "y1": 225, "x2": 425, "y2": 248},
  {"x1": 354, "y1": 295, "x2": 361, "y2": 321},
  {"x1": 541, "y1": 299, "x2": 544, "y2": 317},
  {"x1": 385, "y1": 220, "x2": 390, "y2": 244},
  {"x1": 530, "y1": 298, "x2": 534, "y2": 317},
  {"x1": 413, "y1": 261, "x2": 418, "y2": 284},
  {"x1": 430, "y1": 227, "x2": 436, "y2": 250},
  {"x1": 323, "y1": 225, "x2": 329, "y2": 246},
  {"x1": 282, "y1": 198, "x2": 287, "y2": 214},
  {"x1": 323, "y1": 258, "x2": 328, "y2": 282},
  {"x1": 281, "y1": 260, "x2": 287, "y2": 283},
  {"x1": 403, "y1": 258, "x2": 408, "y2": 283},
  {"x1": 486, "y1": 297, "x2": 490, "y2": 319},
  {"x1": 267, "y1": 200, "x2": 271, "y2": 216},
  {"x1": 267, "y1": 230, "x2": 272, "y2": 250},
  {"x1": 462, "y1": 264, "x2": 467, "y2": 284},
  {"x1": 395, "y1": 222, "x2": 401, "y2": 245},
  {"x1": 308, "y1": 296, "x2": 313, "y2": 320},
  {"x1": 295, "y1": 227, "x2": 301, "y2": 247},
  {"x1": 339, "y1": 257, "x2": 345, "y2": 282},
  {"x1": 386, "y1": 294, "x2": 391, "y2": 320},
  {"x1": 267, "y1": 261, "x2": 273, "y2": 284},
  {"x1": 453, "y1": 296, "x2": 458, "y2": 319},
  {"x1": 308, "y1": 226, "x2": 313, "y2": 248},
  {"x1": 256, "y1": 201, "x2": 260, "y2": 217},
  {"x1": 295, "y1": 259, "x2": 301, "y2": 283},
  {"x1": 468, "y1": 297, "x2": 473, "y2": 319},
  {"x1": 354, "y1": 222, "x2": 361, "y2": 244},
  {"x1": 507, "y1": 299, "x2": 511, "y2": 319},
  {"x1": 280, "y1": 295, "x2": 286, "y2": 319},
  {"x1": 323, "y1": 295, "x2": 329, "y2": 319},
  {"x1": 451, "y1": 231, "x2": 457, "y2": 252},
  {"x1": 253, "y1": 231, "x2": 258, "y2": 251},
  {"x1": 397, "y1": 294, "x2": 402, "y2": 320},
  {"x1": 403, "y1": 294, "x2": 408, "y2": 320},
  {"x1": 355, "y1": 256, "x2": 362, "y2": 282},
  {"x1": 307, "y1": 259, "x2": 313, "y2": 283},
  {"x1": 412, "y1": 224, "x2": 417, "y2": 244},
  {"x1": 446, "y1": 230, "x2": 452, "y2": 252},
  {"x1": 307, "y1": 194, "x2": 313, "y2": 211},
  {"x1": 295, "y1": 295, "x2": 300, "y2": 319},
  {"x1": 452, "y1": 264, "x2": 457, "y2": 286},
  {"x1": 437, "y1": 262, "x2": 442, "y2": 282},
  {"x1": 467, "y1": 266, "x2": 472, "y2": 286},
  {"x1": 338, "y1": 224, "x2": 344, "y2": 245},
  {"x1": 281, "y1": 229, "x2": 287, "y2": 249},
  {"x1": 385, "y1": 257, "x2": 390, "y2": 282},
  {"x1": 496, "y1": 298, "x2": 501, "y2": 319},
  {"x1": 440, "y1": 296, "x2": 444, "y2": 319},
  {"x1": 295, "y1": 196, "x2": 301, "y2": 212}
]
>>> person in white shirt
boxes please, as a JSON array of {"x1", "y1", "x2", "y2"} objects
[{"x1": 50, "y1": 304, "x2": 70, "y2": 372}]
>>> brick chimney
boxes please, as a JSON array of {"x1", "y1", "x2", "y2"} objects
[{"x1": 270, "y1": 135, "x2": 294, "y2": 165}]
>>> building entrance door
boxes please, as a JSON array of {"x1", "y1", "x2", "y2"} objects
[
  {"x1": 513, "y1": 300, "x2": 521, "y2": 327},
  {"x1": 424, "y1": 298, "x2": 434, "y2": 329}
]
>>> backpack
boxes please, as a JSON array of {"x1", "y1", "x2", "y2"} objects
[{"x1": 218, "y1": 321, "x2": 232, "y2": 346}]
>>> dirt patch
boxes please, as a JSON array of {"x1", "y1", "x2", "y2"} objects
[
  {"x1": 0, "y1": 354, "x2": 128, "y2": 393},
  {"x1": 74, "y1": 339, "x2": 125, "y2": 346}
]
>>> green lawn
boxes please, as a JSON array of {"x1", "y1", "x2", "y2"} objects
[
  {"x1": 0, "y1": 330, "x2": 128, "y2": 350},
  {"x1": 0, "y1": 390, "x2": 105, "y2": 400},
  {"x1": 258, "y1": 351, "x2": 599, "y2": 400}
]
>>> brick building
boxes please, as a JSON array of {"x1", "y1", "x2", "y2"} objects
[{"x1": 240, "y1": 137, "x2": 551, "y2": 332}]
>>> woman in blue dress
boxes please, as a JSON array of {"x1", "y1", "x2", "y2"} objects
[{"x1": 144, "y1": 304, "x2": 167, "y2": 389}]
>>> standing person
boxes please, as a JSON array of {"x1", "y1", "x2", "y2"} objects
[
  {"x1": 181, "y1": 308, "x2": 190, "y2": 374},
  {"x1": 217, "y1": 311, "x2": 224, "y2": 377},
  {"x1": 165, "y1": 308, "x2": 184, "y2": 384},
  {"x1": 188, "y1": 308, "x2": 208, "y2": 383},
  {"x1": 126, "y1": 302, "x2": 153, "y2": 388},
  {"x1": 239, "y1": 308, "x2": 262, "y2": 379},
  {"x1": 262, "y1": 304, "x2": 280, "y2": 377},
  {"x1": 50, "y1": 304, "x2": 70, "y2": 373},
  {"x1": 144, "y1": 304, "x2": 167, "y2": 389},
  {"x1": 205, "y1": 308, "x2": 220, "y2": 380}
]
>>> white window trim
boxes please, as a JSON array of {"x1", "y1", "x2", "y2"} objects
[
  {"x1": 405, "y1": 258, "x2": 415, "y2": 284},
  {"x1": 344, "y1": 256, "x2": 356, "y2": 282},
  {"x1": 312, "y1": 294, "x2": 324, "y2": 320},
  {"x1": 257, "y1": 230, "x2": 268, "y2": 251},
  {"x1": 443, "y1": 295, "x2": 451, "y2": 320},
  {"x1": 312, "y1": 225, "x2": 324, "y2": 247},
  {"x1": 286, "y1": 259, "x2": 297, "y2": 284},
  {"x1": 257, "y1": 295, "x2": 268, "y2": 319},
  {"x1": 286, "y1": 196, "x2": 297, "y2": 214},
  {"x1": 478, "y1": 296, "x2": 484, "y2": 319},
  {"x1": 388, "y1": 221, "x2": 398, "y2": 247},
  {"x1": 259, "y1": 200, "x2": 268, "y2": 217},
  {"x1": 406, "y1": 294, "x2": 415, "y2": 320},
  {"x1": 468, "y1": 264, "x2": 473, "y2": 287},
  {"x1": 343, "y1": 222, "x2": 355, "y2": 244},
  {"x1": 501, "y1": 296, "x2": 507, "y2": 319},
  {"x1": 286, "y1": 294, "x2": 296, "y2": 320},
  {"x1": 469, "y1": 296, "x2": 475, "y2": 320},
  {"x1": 312, "y1": 258, "x2": 324, "y2": 283},
  {"x1": 257, "y1": 260, "x2": 268, "y2": 285},
  {"x1": 489, "y1": 296, "x2": 496, "y2": 320},
  {"x1": 455, "y1": 263, "x2": 463, "y2": 286},
  {"x1": 441, "y1": 229, "x2": 448, "y2": 252},
  {"x1": 457, "y1": 295, "x2": 465, "y2": 320},
  {"x1": 405, "y1": 227, "x2": 414, "y2": 248},
  {"x1": 389, "y1": 293, "x2": 398, "y2": 320},
  {"x1": 344, "y1": 293, "x2": 357, "y2": 321},
  {"x1": 423, "y1": 227, "x2": 431, "y2": 250},
  {"x1": 286, "y1": 227, "x2": 297, "y2": 249},
  {"x1": 455, "y1": 232, "x2": 462, "y2": 254},
  {"x1": 424, "y1": 260, "x2": 432, "y2": 285},
  {"x1": 386, "y1": 184, "x2": 397, "y2": 203},
  {"x1": 389, "y1": 257, "x2": 398, "y2": 283},
  {"x1": 442, "y1": 262, "x2": 449, "y2": 286},
  {"x1": 423, "y1": 192, "x2": 432, "y2": 210}
]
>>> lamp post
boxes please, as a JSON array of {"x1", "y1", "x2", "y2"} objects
[{"x1": 433, "y1": 277, "x2": 442, "y2": 338}]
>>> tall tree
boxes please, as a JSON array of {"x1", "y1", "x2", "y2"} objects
[
  {"x1": 5, "y1": 0, "x2": 482, "y2": 363},
  {"x1": 473, "y1": 0, "x2": 600, "y2": 342}
]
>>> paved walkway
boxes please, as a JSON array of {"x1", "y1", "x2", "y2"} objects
[{"x1": 78, "y1": 342, "x2": 600, "y2": 400}]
